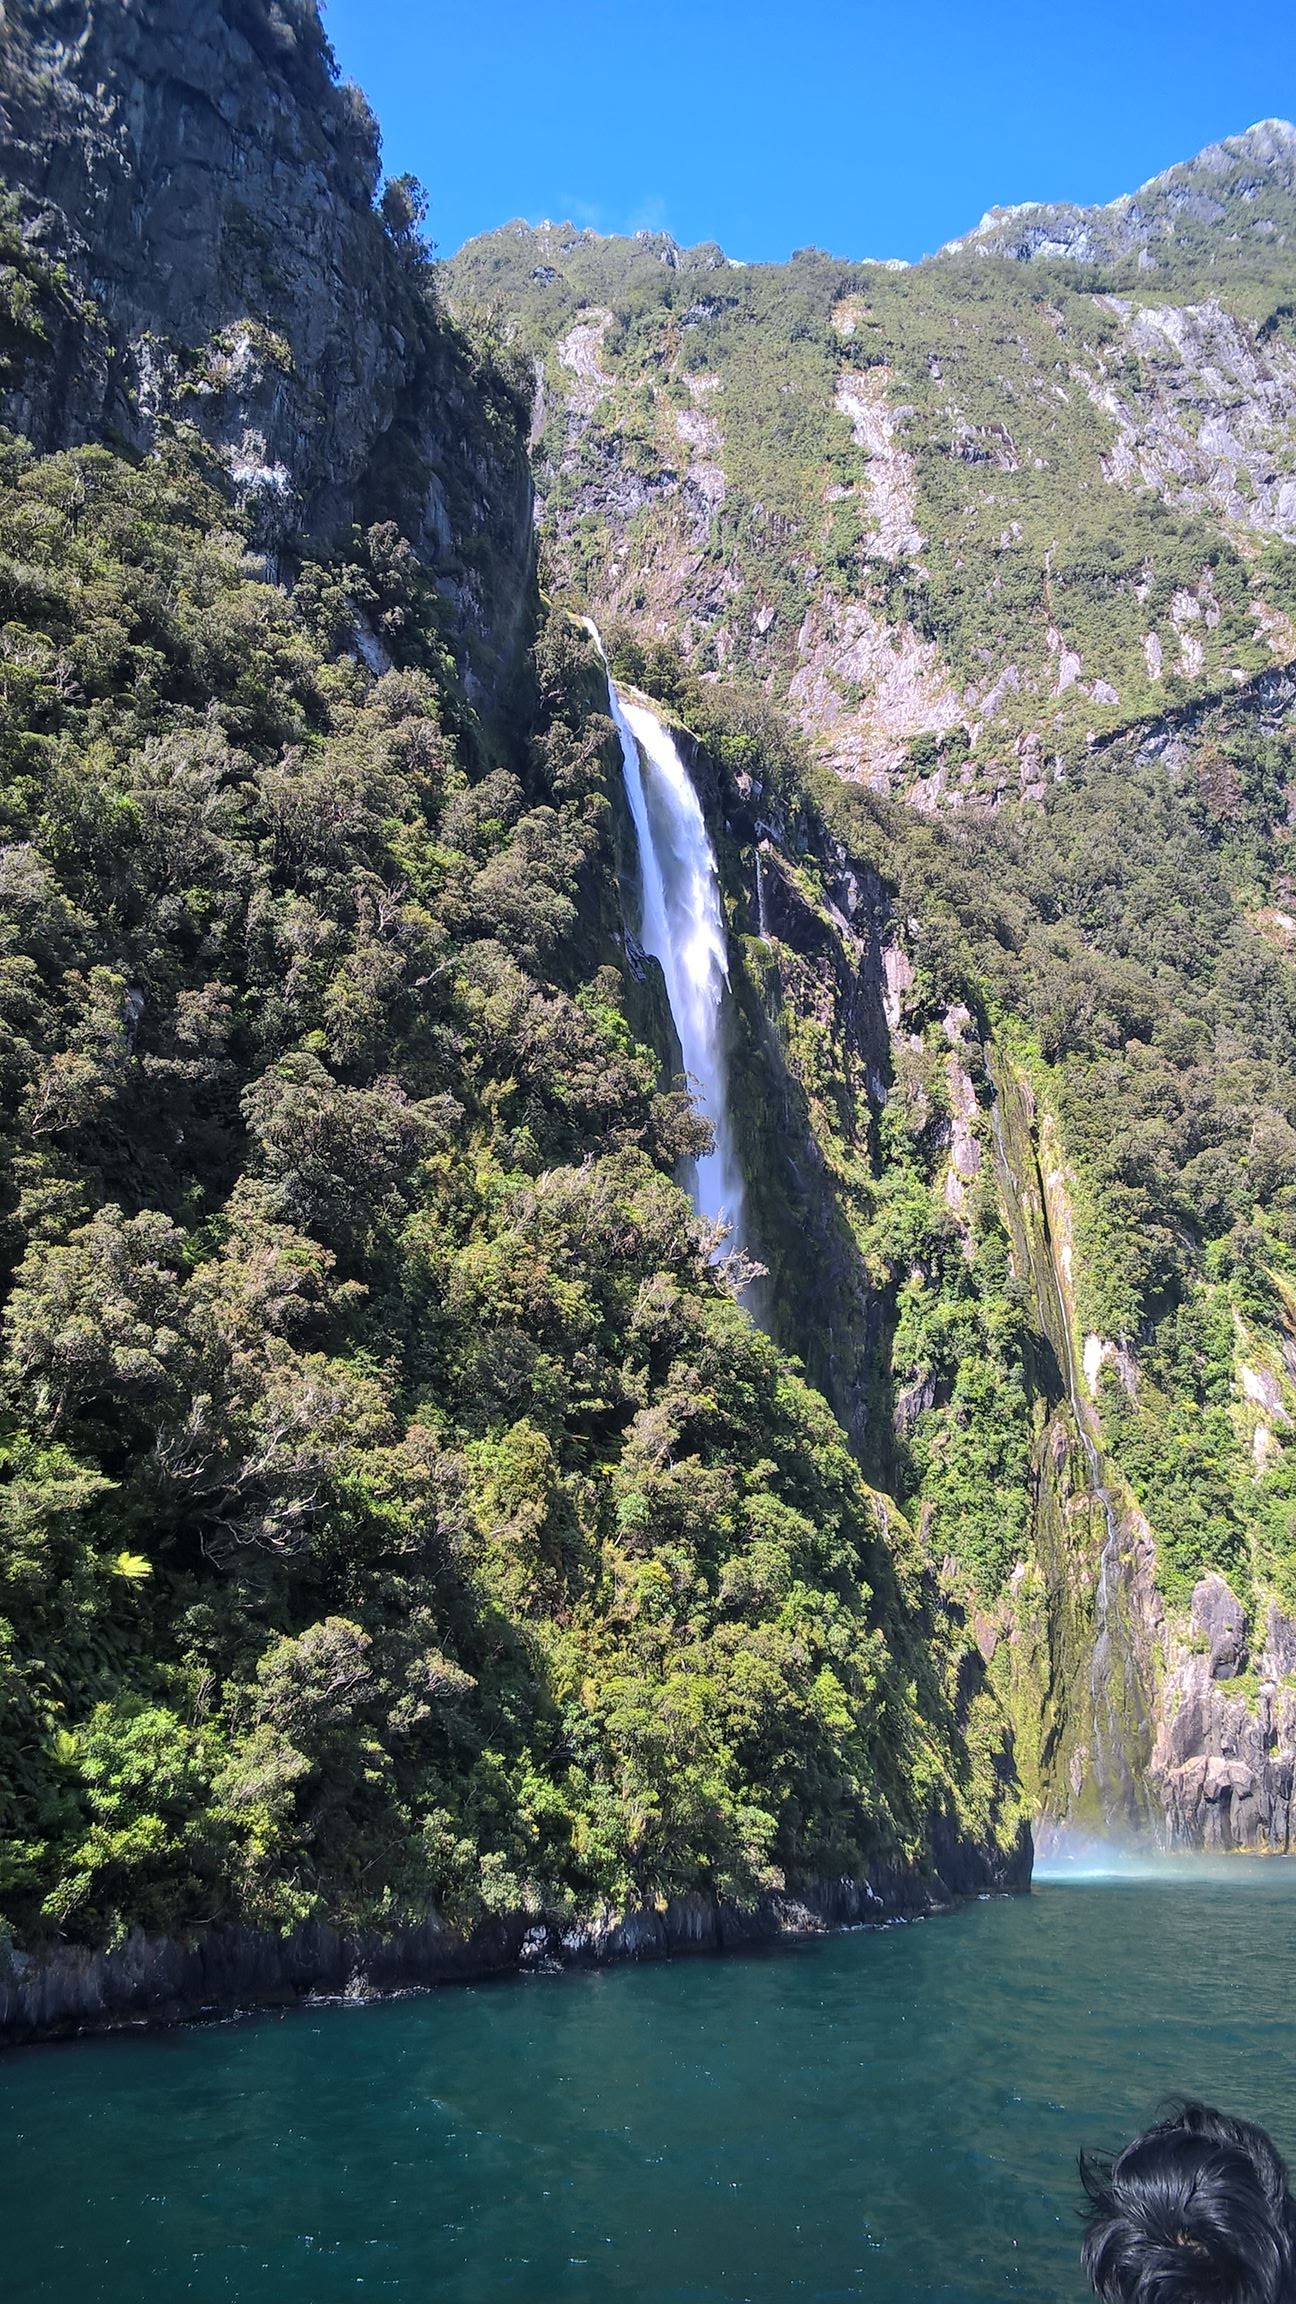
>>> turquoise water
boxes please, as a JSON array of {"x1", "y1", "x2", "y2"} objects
[{"x1": 5, "y1": 1867, "x2": 1296, "y2": 2303}]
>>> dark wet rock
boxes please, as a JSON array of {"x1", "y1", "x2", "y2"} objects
[{"x1": 0, "y1": 1824, "x2": 1032, "y2": 2046}]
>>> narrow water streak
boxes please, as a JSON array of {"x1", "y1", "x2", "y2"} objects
[{"x1": 599, "y1": 652, "x2": 745, "y2": 1245}]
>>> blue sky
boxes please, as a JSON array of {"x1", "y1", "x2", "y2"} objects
[{"x1": 320, "y1": 0, "x2": 1295, "y2": 263}]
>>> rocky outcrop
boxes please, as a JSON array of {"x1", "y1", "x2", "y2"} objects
[
  {"x1": 939, "y1": 120, "x2": 1296, "y2": 268},
  {"x1": 1087, "y1": 656, "x2": 1296, "y2": 847},
  {"x1": 556, "y1": 309, "x2": 615, "y2": 416},
  {"x1": 0, "y1": 1827, "x2": 1031, "y2": 2045},
  {"x1": 788, "y1": 593, "x2": 963, "y2": 789},
  {"x1": 0, "y1": 0, "x2": 536, "y2": 708},
  {"x1": 1153, "y1": 1582, "x2": 1296, "y2": 1850},
  {"x1": 1073, "y1": 298, "x2": 1296, "y2": 544},
  {"x1": 832, "y1": 366, "x2": 923, "y2": 562}
]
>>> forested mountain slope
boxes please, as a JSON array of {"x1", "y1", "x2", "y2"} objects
[
  {"x1": 452, "y1": 132, "x2": 1296, "y2": 800},
  {"x1": 0, "y1": 0, "x2": 1026, "y2": 2034},
  {"x1": 2, "y1": 0, "x2": 1295, "y2": 2047},
  {"x1": 451, "y1": 137, "x2": 1296, "y2": 1853}
]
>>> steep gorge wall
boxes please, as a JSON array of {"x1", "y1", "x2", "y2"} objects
[
  {"x1": 672, "y1": 711, "x2": 1296, "y2": 1852},
  {"x1": 1, "y1": 0, "x2": 1290, "y2": 1989},
  {"x1": 656, "y1": 722, "x2": 1155, "y2": 1837},
  {"x1": 983, "y1": 1060, "x2": 1162, "y2": 1838},
  {"x1": 0, "y1": 0, "x2": 536, "y2": 717},
  {"x1": 944, "y1": 1046, "x2": 1296, "y2": 1851}
]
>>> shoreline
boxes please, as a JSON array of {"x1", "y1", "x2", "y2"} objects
[{"x1": 0, "y1": 1839, "x2": 1031, "y2": 2049}]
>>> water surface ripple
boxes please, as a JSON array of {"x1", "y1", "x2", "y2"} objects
[{"x1": 5, "y1": 1868, "x2": 1296, "y2": 2303}]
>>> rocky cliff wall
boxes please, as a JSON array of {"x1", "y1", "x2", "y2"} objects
[
  {"x1": 985, "y1": 1056, "x2": 1296, "y2": 1853},
  {"x1": 1151, "y1": 1577, "x2": 1296, "y2": 1851},
  {"x1": 0, "y1": 0, "x2": 536, "y2": 715},
  {"x1": 0, "y1": 1823, "x2": 1031, "y2": 2047},
  {"x1": 983, "y1": 1060, "x2": 1163, "y2": 1835},
  {"x1": 704, "y1": 799, "x2": 1296, "y2": 1856},
  {"x1": 940, "y1": 120, "x2": 1296, "y2": 268},
  {"x1": 716, "y1": 757, "x2": 897, "y2": 1465}
]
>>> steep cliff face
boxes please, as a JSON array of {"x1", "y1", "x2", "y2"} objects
[
  {"x1": 979, "y1": 1059, "x2": 1160, "y2": 1838},
  {"x1": 985, "y1": 1053, "x2": 1296, "y2": 1852},
  {"x1": 1152, "y1": 1577, "x2": 1296, "y2": 1849},
  {"x1": 642, "y1": 667, "x2": 1296, "y2": 1851},
  {"x1": 0, "y1": 1, "x2": 1033, "y2": 2036},
  {"x1": 0, "y1": 0, "x2": 536, "y2": 715}
]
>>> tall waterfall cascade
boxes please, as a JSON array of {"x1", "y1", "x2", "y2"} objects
[{"x1": 587, "y1": 628, "x2": 747, "y2": 1248}]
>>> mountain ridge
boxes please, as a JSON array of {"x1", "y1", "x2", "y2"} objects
[
  {"x1": 939, "y1": 116, "x2": 1296, "y2": 266},
  {"x1": 465, "y1": 118, "x2": 1296, "y2": 278}
]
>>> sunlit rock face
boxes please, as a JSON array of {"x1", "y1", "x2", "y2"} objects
[
  {"x1": 0, "y1": 0, "x2": 535, "y2": 706},
  {"x1": 1152, "y1": 1580, "x2": 1296, "y2": 1852},
  {"x1": 0, "y1": 0, "x2": 397, "y2": 536},
  {"x1": 452, "y1": 123, "x2": 1296, "y2": 808},
  {"x1": 940, "y1": 121, "x2": 1296, "y2": 265}
]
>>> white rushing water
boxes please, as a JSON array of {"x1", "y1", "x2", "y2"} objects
[{"x1": 589, "y1": 635, "x2": 746, "y2": 1246}]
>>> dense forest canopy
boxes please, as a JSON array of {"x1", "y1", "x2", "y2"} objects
[{"x1": 0, "y1": 421, "x2": 1016, "y2": 1946}]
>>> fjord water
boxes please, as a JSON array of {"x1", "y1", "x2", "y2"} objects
[
  {"x1": 603, "y1": 667, "x2": 747, "y2": 1244},
  {"x1": 7, "y1": 1868, "x2": 1296, "y2": 2304}
]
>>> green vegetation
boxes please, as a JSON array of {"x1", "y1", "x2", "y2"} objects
[
  {"x1": 0, "y1": 432, "x2": 1019, "y2": 1947},
  {"x1": 806, "y1": 700, "x2": 1296, "y2": 1614},
  {"x1": 5, "y1": 53, "x2": 1296, "y2": 1933},
  {"x1": 598, "y1": 595, "x2": 1296, "y2": 1624},
  {"x1": 451, "y1": 212, "x2": 1296, "y2": 779}
]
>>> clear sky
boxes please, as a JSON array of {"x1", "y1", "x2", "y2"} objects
[{"x1": 319, "y1": 0, "x2": 1296, "y2": 264}]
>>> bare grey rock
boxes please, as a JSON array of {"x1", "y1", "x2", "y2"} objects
[
  {"x1": 0, "y1": 0, "x2": 536, "y2": 709},
  {"x1": 1192, "y1": 1571, "x2": 1248, "y2": 1679},
  {"x1": 1149, "y1": 1581, "x2": 1296, "y2": 1850},
  {"x1": 1073, "y1": 300, "x2": 1296, "y2": 544},
  {"x1": 939, "y1": 121, "x2": 1296, "y2": 268}
]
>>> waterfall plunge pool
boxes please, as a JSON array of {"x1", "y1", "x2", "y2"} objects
[{"x1": 6, "y1": 1865, "x2": 1296, "y2": 2302}]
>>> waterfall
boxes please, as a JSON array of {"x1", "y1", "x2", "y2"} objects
[
  {"x1": 588, "y1": 630, "x2": 746, "y2": 1248},
  {"x1": 989, "y1": 1070, "x2": 1156, "y2": 1838},
  {"x1": 755, "y1": 845, "x2": 771, "y2": 942}
]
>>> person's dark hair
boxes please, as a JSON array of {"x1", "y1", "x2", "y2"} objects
[{"x1": 1080, "y1": 2101, "x2": 1296, "y2": 2304}]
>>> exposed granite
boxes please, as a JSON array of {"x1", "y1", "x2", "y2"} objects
[
  {"x1": 1072, "y1": 297, "x2": 1296, "y2": 544},
  {"x1": 1152, "y1": 1582, "x2": 1296, "y2": 1851},
  {"x1": 0, "y1": 0, "x2": 536, "y2": 712},
  {"x1": 939, "y1": 120, "x2": 1296, "y2": 268}
]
